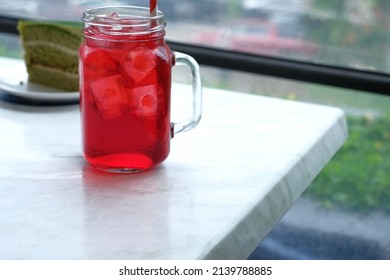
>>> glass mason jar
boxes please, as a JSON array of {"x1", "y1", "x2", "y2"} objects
[{"x1": 79, "y1": 6, "x2": 202, "y2": 173}]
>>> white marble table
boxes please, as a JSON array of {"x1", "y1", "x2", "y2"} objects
[{"x1": 0, "y1": 57, "x2": 348, "y2": 260}]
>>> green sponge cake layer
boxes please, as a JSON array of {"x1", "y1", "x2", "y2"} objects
[
  {"x1": 28, "y1": 65, "x2": 79, "y2": 92},
  {"x1": 18, "y1": 20, "x2": 83, "y2": 92},
  {"x1": 25, "y1": 44, "x2": 79, "y2": 73}
]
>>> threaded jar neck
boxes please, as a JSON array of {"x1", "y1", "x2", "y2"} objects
[{"x1": 82, "y1": 6, "x2": 166, "y2": 39}]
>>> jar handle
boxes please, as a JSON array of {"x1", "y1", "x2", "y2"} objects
[{"x1": 172, "y1": 51, "x2": 202, "y2": 135}]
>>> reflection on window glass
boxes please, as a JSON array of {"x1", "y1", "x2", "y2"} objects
[
  {"x1": 1, "y1": 0, "x2": 389, "y2": 73},
  {"x1": 0, "y1": 0, "x2": 389, "y2": 260},
  {"x1": 1, "y1": 0, "x2": 390, "y2": 73}
]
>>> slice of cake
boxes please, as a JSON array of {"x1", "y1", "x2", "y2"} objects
[{"x1": 17, "y1": 20, "x2": 83, "y2": 92}]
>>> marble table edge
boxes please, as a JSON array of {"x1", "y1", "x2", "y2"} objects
[{"x1": 197, "y1": 109, "x2": 348, "y2": 260}]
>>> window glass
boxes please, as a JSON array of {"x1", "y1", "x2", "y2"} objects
[
  {"x1": 1, "y1": 0, "x2": 389, "y2": 260},
  {"x1": 2, "y1": 0, "x2": 390, "y2": 73},
  {"x1": 0, "y1": 34, "x2": 21, "y2": 58}
]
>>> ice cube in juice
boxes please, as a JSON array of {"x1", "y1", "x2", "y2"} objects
[
  {"x1": 121, "y1": 47, "x2": 157, "y2": 83},
  {"x1": 90, "y1": 74, "x2": 129, "y2": 120}
]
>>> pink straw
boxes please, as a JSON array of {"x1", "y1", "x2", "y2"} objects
[{"x1": 150, "y1": 0, "x2": 158, "y2": 16}]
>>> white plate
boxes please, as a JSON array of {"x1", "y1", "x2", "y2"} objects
[{"x1": 0, "y1": 57, "x2": 79, "y2": 103}]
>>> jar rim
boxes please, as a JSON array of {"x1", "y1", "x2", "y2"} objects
[{"x1": 82, "y1": 6, "x2": 165, "y2": 36}]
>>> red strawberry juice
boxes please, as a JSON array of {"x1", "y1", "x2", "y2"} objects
[{"x1": 79, "y1": 10, "x2": 173, "y2": 172}]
